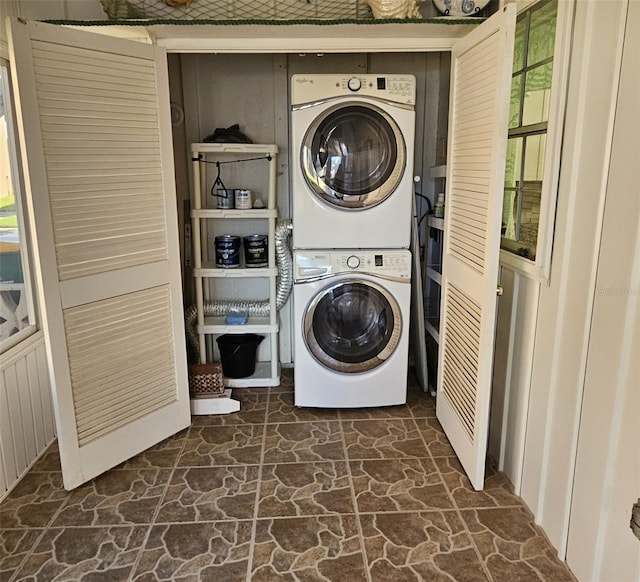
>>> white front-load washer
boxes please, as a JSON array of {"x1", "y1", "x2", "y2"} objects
[
  {"x1": 293, "y1": 249, "x2": 411, "y2": 408},
  {"x1": 291, "y1": 74, "x2": 416, "y2": 250}
]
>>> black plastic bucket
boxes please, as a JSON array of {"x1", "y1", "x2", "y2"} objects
[{"x1": 216, "y1": 334, "x2": 264, "y2": 378}]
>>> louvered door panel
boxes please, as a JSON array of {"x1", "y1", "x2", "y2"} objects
[
  {"x1": 436, "y1": 5, "x2": 516, "y2": 491},
  {"x1": 441, "y1": 283, "x2": 482, "y2": 440},
  {"x1": 8, "y1": 19, "x2": 190, "y2": 490},
  {"x1": 448, "y1": 29, "x2": 498, "y2": 276},
  {"x1": 64, "y1": 286, "x2": 177, "y2": 446},
  {"x1": 30, "y1": 42, "x2": 167, "y2": 281}
]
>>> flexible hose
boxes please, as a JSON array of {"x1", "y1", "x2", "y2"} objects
[{"x1": 185, "y1": 220, "x2": 293, "y2": 356}]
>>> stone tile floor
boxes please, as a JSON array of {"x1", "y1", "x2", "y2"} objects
[{"x1": 0, "y1": 369, "x2": 577, "y2": 581}]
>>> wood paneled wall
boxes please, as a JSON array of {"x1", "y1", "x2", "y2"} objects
[{"x1": 0, "y1": 332, "x2": 56, "y2": 500}]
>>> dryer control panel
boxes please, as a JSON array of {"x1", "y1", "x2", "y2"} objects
[
  {"x1": 291, "y1": 74, "x2": 416, "y2": 106},
  {"x1": 295, "y1": 250, "x2": 411, "y2": 280}
]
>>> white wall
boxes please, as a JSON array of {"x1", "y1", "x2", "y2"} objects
[
  {"x1": 566, "y1": 1, "x2": 640, "y2": 577},
  {"x1": 520, "y1": 0, "x2": 630, "y2": 557},
  {"x1": 0, "y1": 2, "x2": 18, "y2": 58},
  {"x1": 490, "y1": 6, "x2": 639, "y2": 576},
  {"x1": 489, "y1": 267, "x2": 538, "y2": 491}
]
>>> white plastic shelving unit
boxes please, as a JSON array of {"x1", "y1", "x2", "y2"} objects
[
  {"x1": 424, "y1": 215, "x2": 444, "y2": 344},
  {"x1": 424, "y1": 169, "x2": 446, "y2": 397},
  {"x1": 190, "y1": 143, "x2": 280, "y2": 412},
  {"x1": 424, "y1": 166, "x2": 446, "y2": 348}
]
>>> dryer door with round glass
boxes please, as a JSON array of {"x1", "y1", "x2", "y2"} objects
[
  {"x1": 303, "y1": 278, "x2": 402, "y2": 373},
  {"x1": 301, "y1": 103, "x2": 406, "y2": 210}
]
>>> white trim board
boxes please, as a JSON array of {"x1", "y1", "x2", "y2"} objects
[{"x1": 68, "y1": 22, "x2": 479, "y2": 53}]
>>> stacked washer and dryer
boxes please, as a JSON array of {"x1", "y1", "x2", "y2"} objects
[{"x1": 290, "y1": 74, "x2": 416, "y2": 408}]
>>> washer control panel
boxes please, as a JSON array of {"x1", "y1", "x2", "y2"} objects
[
  {"x1": 292, "y1": 74, "x2": 416, "y2": 105},
  {"x1": 295, "y1": 250, "x2": 411, "y2": 280}
]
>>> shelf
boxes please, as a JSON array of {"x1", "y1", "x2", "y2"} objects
[
  {"x1": 191, "y1": 142, "x2": 281, "y2": 401},
  {"x1": 149, "y1": 22, "x2": 483, "y2": 54},
  {"x1": 190, "y1": 389, "x2": 240, "y2": 415},
  {"x1": 195, "y1": 265, "x2": 277, "y2": 278},
  {"x1": 425, "y1": 161, "x2": 446, "y2": 389},
  {"x1": 424, "y1": 317, "x2": 440, "y2": 343},
  {"x1": 199, "y1": 317, "x2": 278, "y2": 334},
  {"x1": 191, "y1": 143, "x2": 278, "y2": 155},
  {"x1": 191, "y1": 208, "x2": 277, "y2": 219},
  {"x1": 429, "y1": 165, "x2": 447, "y2": 178},
  {"x1": 224, "y1": 362, "x2": 281, "y2": 388},
  {"x1": 426, "y1": 267, "x2": 442, "y2": 285}
]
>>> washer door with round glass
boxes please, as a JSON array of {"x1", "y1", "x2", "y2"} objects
[
  {"x1": 301, "y1": 103, "x2": 406, "y2": 210},
  {"x1": 304, "y1": 279, "x2": 402, "y2": 373}
]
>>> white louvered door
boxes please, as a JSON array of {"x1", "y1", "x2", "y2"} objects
[
  {"x1": 436, "y1": 5, "x2": 516, "y2": 491},
  {"x1": 8, "y1": 20, "x2": 190, "y2": 489}
]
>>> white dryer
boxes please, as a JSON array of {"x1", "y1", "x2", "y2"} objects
[
  {"x1": 291, "y1": 74, "x2": 416, "y2": 249},
  {"x1": 293, "y1": 249, "x2": 411, "y2": 408}
]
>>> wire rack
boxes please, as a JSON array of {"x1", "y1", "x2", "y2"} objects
[{"x1": 100, "y1": 0, "x2": 376, "y2": 20}]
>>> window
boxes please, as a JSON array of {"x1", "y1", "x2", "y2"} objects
[
  {"x1": 0, "y1": 60, "x2": 35, "y2": 351},
  {"x1": 502, "y1": 0, "x2": 558, "y2": 262}
]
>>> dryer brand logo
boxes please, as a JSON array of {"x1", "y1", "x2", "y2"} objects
[{"x1": 295, "y1": 78, "x2": 314, "y2": 84}]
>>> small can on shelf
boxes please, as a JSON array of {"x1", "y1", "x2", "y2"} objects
[
  {"x1": 234, "y1": 189, "x2": 253, "y2": 209},
  {"x1": 215, "y1": 188, "x2": 234, "y2": 209}
]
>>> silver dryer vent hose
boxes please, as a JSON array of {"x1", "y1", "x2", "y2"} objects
[{"x1": 185, "y1": 220, "x2": 293, "y2": 355}]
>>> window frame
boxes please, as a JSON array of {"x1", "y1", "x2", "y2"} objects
[
  {"x1": 499, "y1": 0, "x2": 574, "y2": 283},
  {"x1": 0, "y1": 58, "x2": 37, "y2": 354}
]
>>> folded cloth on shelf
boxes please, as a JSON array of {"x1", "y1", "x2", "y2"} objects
[{"x1": 203, "y1": 124, "x2": 253, "y2": 144}]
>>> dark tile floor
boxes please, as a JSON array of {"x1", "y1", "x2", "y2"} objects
[{"x1": 0, "y1": 370, "x2": 577, "y2": 581}]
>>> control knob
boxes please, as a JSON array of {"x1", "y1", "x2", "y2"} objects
[
  {"x1": 346, "y1": 255, "x2": 360, "y2": 269},
  {"x1": 347, "y1": 77, "x2": 361, "y2": 92}
]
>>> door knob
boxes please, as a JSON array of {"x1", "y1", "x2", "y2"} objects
[{"x1": 496, "y1": 285, "x2": 504, "y2": 296}]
